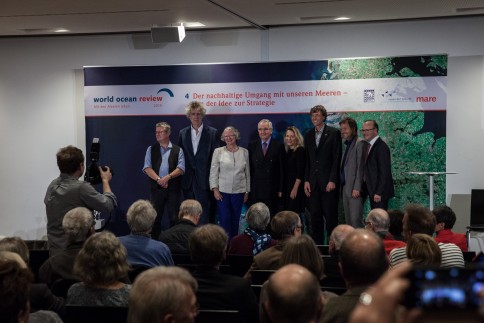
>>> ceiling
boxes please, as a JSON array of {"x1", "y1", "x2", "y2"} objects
[{"x1": 1, "y1": 0, "x2": 484, "y2": 37}]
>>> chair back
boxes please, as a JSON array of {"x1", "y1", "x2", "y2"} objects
[
  {"x1": 51, "y1": 278, "x2": 80, "y2": 298},
  {"x1": 65, "y1": 305, "x2": 128, "y2": 323},
  {"x1": 196, "y1": 309, "x2": 244, "y2": 323},
  {"x1": 250, "y1": 270, "x2": 276, "y2": 285}
]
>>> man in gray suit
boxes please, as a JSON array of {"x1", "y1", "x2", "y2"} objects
[
  {"x1": 339, "y1": 117, "x2": 366, "y2": 228},
  {"x1": 178, "y1": 101, "x2": 219, "y2": 225}
]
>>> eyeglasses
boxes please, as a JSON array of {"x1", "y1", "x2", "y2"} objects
[
  {"x1": 363, "y1": 221, "x2": 373, "y2": 227},
  {"x1": 361, "y1": 128, "x2": 375, "y2": 133}
]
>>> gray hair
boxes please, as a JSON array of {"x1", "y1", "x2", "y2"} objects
[
  {"x1": 246, "y1": 202, "x2": 270, "y2": 231},
  {"x1": 62, "y1": 207, "x2": 94, "y2": 244},
  {"x1": 329, "y1": 224, "x2": 355, "y2": 251},
  {"x1": 128, "y1": 266, "x2": 198, "y2": 323},
  {"x1": 258, "y1": 119, "x2": 273, "y2": 129},
  {"x1": 221, "y1": 126, "x2": 241, "y2": 142},
  {"x1": 155, "y1": 122, "x2": 171, "y2": 134},
  {"x1": 366, "y1": 208, "x2": 390, "y2": 231},
  {"x1": 179, "y1": 199, "x2": 202, "y2": 219},
  {"x1": 127, "y1": 200, "x2": 157, "y2": 233}
]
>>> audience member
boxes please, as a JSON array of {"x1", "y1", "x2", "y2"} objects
[
  {"x1": 388, "y1": 209, "x2": 404, "y2": 241},
  {"x1": 365, "y1": 208, "x2": 406, "y2": 255},
  {"x1": 0, "y1": 237, "x2": 64, "y2": 316},
  {"x1": 406, "y1": 233, "x2": 442, "y2": 265},
  {"x1": 280, "y1": 234, "x2": 325, "y2": 281},
  {"x1": 178, "y1": 101, "x2": 219, "y2": 225},
  {"x1": 128, "y1": 266, "x2": 199, "y2": 323},
  {"x1": 159, "y1": 199, "x2": 202, "y2": 254},
  {"x1": 0, "y1": 252, "x2": 63, "y2": 323},
  {"x1": 248, "y1": 119, "x2": 283, "y2": 216},
  {"x1": 433, "y1": 205, "x2": 468, "y2": 251},
  {"x1": 389, "y1": 204, "x2": 464, "y2": 268},
  {"x1": 119, "y1": 200, "x2": 174, "y2": 267},
  {"x1": 44, "y1": 145, "x2": 116, "y2": 256},
  {"x1": 67, "y1": 231, "x2": 131, "y2": 306},
  {"x1": 189, "y1": 224, "x2": 258, "y2": 322},
  {"x1": 229, "y1": 202, "x2": 276, "y2": 256},
  {"x1": 39, "y1": 207, "x2": 94, "y2": 286},
  {"x1": 280, "y1": 126, "x2": 306, "y2": 215},
  {"x1": 244, "y1": 211, "x2": 302, "y2": 282},
  {"x1": 209, "y1": 126, "x2": 250, "y2": 239},
  {"x1": 324, "y1": 224, "x2": 355, "y2": 287},
  {"x1": 322, "y1": 229, "x2": 388, "y2": 323},
  {"x1": 263, "y1": 264, "x2": 324, "y2": 323}
]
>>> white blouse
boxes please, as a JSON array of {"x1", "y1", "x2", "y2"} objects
[{"x1": 209, "y1": 146, "x2": 250, "y2": 194}]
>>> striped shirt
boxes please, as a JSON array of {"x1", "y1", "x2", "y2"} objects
[{"x1": 389, "y1": 242, "x2": 465, "y2": 268}]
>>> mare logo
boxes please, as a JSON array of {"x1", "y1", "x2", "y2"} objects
[
  {"x1": 157, "y1": 88, "x2": 175, "y2": 97},
  {"x1": 416, "y1": 96, "x2": 437, "y2": 103},
  {"x1": 364, "y1": 89, "x2": 375, "y2": 103}
]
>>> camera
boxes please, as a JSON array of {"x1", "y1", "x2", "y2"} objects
[
  {"x1": 403, "y1": 266, "x2": 484, "y2": 309},
  {"x1": 84, "y1": 138, "x2": 113, "y2": 185}
]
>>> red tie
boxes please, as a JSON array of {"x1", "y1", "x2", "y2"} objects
[
  {"x1": 263, "y1": 142, "x2": 267, "y2": 156},
  {"x1": 365, "y1": 144, "x2": 371, "y2": 162}
]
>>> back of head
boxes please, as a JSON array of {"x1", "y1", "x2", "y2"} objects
[
  {"x1": 404, "y1": 204, "x2": 436, "y2": 239},
  {"x1": 432, "y1": 205, "x2": 456, "y2": 229},
  {"x1": 406, "y1": 233, "x2": 442, "y2": 265},
  {"x1": 388, "y1": 209, "x2": 404, "y2": 237},
  {"x1": 74, "y1": 231, "x2": 129, "y2": 285},
  {"x1": 280, "y1": 235, "x2": 324, "y2": 280},
  {"x1": 56, "y1": 145, "x2": 84, "y2": 174},
  {"x1": 126, "y1": 200, "x2": 157, "y2": 233},
  {"x1": 271, "y1": 211, "x2": 300, "y2": 240},
  {"x1": 0, "y1": 257, "x2": 33, "y2": 323},
  {"x1": 189, "y1": 224, "x2": 227, "y2": 266},
  {"x1": 366, "y1": 209, "x2": 390, "y2": 232},
  {"x1": 266, "y1": 264, "x2": 322, "y2": 323},
  {"x1": 0, "y1": 237, "x2": 29, "y2": 264},
  {"x1": 62, "y1": 207, "x2": 94, "y2": 244},
  {"x1": 329, "y1": 224, "x2": 355, "y2": 254},
  {"x1": 246, "y1": 202, "x2": 270, "y2": 231},
  {"x1": 128, "y1": 266, "x2": 198, "y2": 323},
  {"x1": 339, "y1": 229, "x2": 388, "y2": 287},
  {"x1": 178, "y1": 199, "x2": 202, "y2": 224}
]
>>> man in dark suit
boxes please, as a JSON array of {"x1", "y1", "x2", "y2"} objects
[
  {"x1": 248, "y1": 119, "x2": 283, "y2": 216},
  {"x1": 178, "y1": 101, "x2": 219, "y2": 225},
  {"x1": 361, "y1": 120, "x2": 395, "y2": 210},
  {"x1": 304, "y1": 105, "x2": 342, "y2": 245},
  {"x1": 339, "y1": 117, "x2": 366, "y2": 228}
]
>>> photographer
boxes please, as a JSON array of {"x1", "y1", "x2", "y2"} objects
[{"x1": 44, "y1": 145, "x2": 117, "y2": 256}]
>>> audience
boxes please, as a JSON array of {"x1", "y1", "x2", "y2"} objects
[
  {"x1": 388, "y1": 209, "x2": 404, "y2": 241},
  {"x1": 365, "y1": 208, "x2": 406, "y2": 255},
  {"x1": 322, "y1": 229, "x2": 388, "y2": 323},
  {"x1": 263, "y1": 264, "x2": 324, "y2": 323},
  {"x1": 67, "y1": 231, "x2": 131, "y2": 306},
  {"x1": 280, "y1": 234, "x2": 325, "y2": 281},
  {"x1": 159, "y1": 199, "x2": 202, "y2": 254},
  {"x1": 119, "y1": 200, "x2": 174, "y2": 268},
  {"x1": 0, "y1": 237, "x2": 64, "y2": 316},
  {"x1": 0, "y1": 252, "x2": 63, "y2": 323},
  {"x1": 229, "y1": 202, "x2": 276, "y2": 256},
  {"x1": 128, "y1": 266, "x2": 199, "y2": 323},
  {"x1": 406, "y1": 233, "x2": 442, "y2": 265},
  {"x1": 244, "y1": 211, "x2": 302, "y2": 282},
  {"x1": 433, "y1": 205, "x2": 468, "y2": 251},
  {"x1": 39, "y1": 207, "x2": 94, "y2": 286},
  {"x1": 189, "y1": 224, "x2": 258, "y2": 323},
  {"x1": 389, "y1": 204, "x2": 464, "y2": 268},
  {"x1": 324, "y1": 224, "x2": 355, "y2": 287}
]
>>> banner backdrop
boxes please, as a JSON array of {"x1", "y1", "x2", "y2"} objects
[{"x1": 84, "y1": 55, "x2": 447, "y2": 233}]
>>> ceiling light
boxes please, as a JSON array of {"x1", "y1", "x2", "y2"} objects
[
  {"x1": 54, "y1": 28, "x2": 69, "y2": 33},
  {"x1": 334, "y1": 17, "x2": 351, "y2": 21},
  {"x1": 184, "y1": 22, "x2": 205, "y2": 28}
]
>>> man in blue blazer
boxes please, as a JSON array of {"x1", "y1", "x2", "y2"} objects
[
  {"x1": 304, "y1": 105, "x2": 342, "y2": 245},
  {"x1": 178, "y1": 101, "x2": 219, "y2": 225},
  {"x1": 361, "y1": 120, "x2": 395, "y2": 210}
]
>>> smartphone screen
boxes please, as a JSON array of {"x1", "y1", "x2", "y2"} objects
[{"x1": 404, "y1": 266, "x2": 484, "y2": 309}]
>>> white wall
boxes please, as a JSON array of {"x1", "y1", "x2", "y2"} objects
[{"x1": 1, "y1": 16, "x2": 483, "y2": 239}]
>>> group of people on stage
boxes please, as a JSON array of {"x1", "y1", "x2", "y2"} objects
[{"x1": 142, "y1": 101, "x2": 395, "y2": 245}]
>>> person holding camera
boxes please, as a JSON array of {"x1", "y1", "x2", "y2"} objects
[{"x1": 44, "y1": 145, "x2": 117, "y2": 257}]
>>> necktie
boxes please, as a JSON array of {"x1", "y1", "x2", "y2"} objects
[
  {"x1": 263, "y1": 142, "x2": 267, "y2": 156},
  {"x1": 340, "y1": 140, "x2": 351, "y2": 185}
]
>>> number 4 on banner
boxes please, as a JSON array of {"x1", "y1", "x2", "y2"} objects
[{"x1": 185, "y1": 93, "x2": 189, "y2": 99}]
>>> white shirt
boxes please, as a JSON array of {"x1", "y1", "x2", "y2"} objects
[{"x1": 191, "y1": 123, "x2": 203, "y2": 155}]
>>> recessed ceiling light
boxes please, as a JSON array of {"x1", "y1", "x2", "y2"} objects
[
  {"x1": 334, "y1": 17, "x2": 351, "y2": 21},
  {"x1": 183, "y1": 22, "x2": 205, "y2": 28},
  {"x1": 54, "y1": 28, "x2": 70, "y2": 33}
]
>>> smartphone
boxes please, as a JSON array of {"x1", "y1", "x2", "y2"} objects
[{"x1": 403, "y1": 266, "x2": 484, "y2": 309}]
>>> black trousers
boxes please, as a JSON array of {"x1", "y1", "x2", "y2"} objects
[
  {"x1": 150, "y1": 187, "x2": 181, "y2": 239},
  {"x1": 307, "y1": 185, "x2": 339, "y2": 245}
]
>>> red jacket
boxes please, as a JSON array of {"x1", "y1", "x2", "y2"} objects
[{"x1": 435, "y1": 229, "x2": 468, "y2": 252}]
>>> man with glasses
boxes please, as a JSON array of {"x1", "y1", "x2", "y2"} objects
[
  {"x1": 248, "y1": 119, "x2": 283, "y2": 216},
  {"x1": 143, "y1": 122, "x2": 185, "y2": 238},
  {"x1": 178, "y1": 101, "x2": 219, "y2": 225},
  {"x1": 360, "y1": 120, "x2": 394, "y2": 210},
  {"x1": 364, "y1": 208, "x2": 405, "y2": 255}
]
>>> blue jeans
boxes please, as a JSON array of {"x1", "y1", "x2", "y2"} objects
[{"x1": 217, "y1": 192, "x2": 244, "y2": 239}]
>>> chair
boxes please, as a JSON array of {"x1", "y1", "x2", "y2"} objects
[
  {"x1": 463, "y1": 251, "x2": 476, "y2": 263},
  {"x1": 225, "y1": 254, "x2": 253, "y2": 277},
  {"x1": 250, "y1": 270, "x2": 275, "y2": 285},
  {"x1": 195, "y1": 309, "x2": 244, "y2": 323},
  {"x1": 171, "y1": 253, "x2": 193, "y2": 265},
  {"x1": 316, "y1": 244, "x2": 330, "y2": 255},
  {"x1": 64, "y1": 305, "x2": 128, "y2": 323},
  {"x1": 128, "y1": 265, "x2": 151, "y2": 283},
  {"x1": 29, "y1": 249, "x2": 50, "y2": 282},
  {"x1": 51, "y1": 279, "x2": 79, "y2": 298}
]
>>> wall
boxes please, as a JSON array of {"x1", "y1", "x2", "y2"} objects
[{"x1": 0, "y1": 16, "x2": 483, "y2": 239}]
